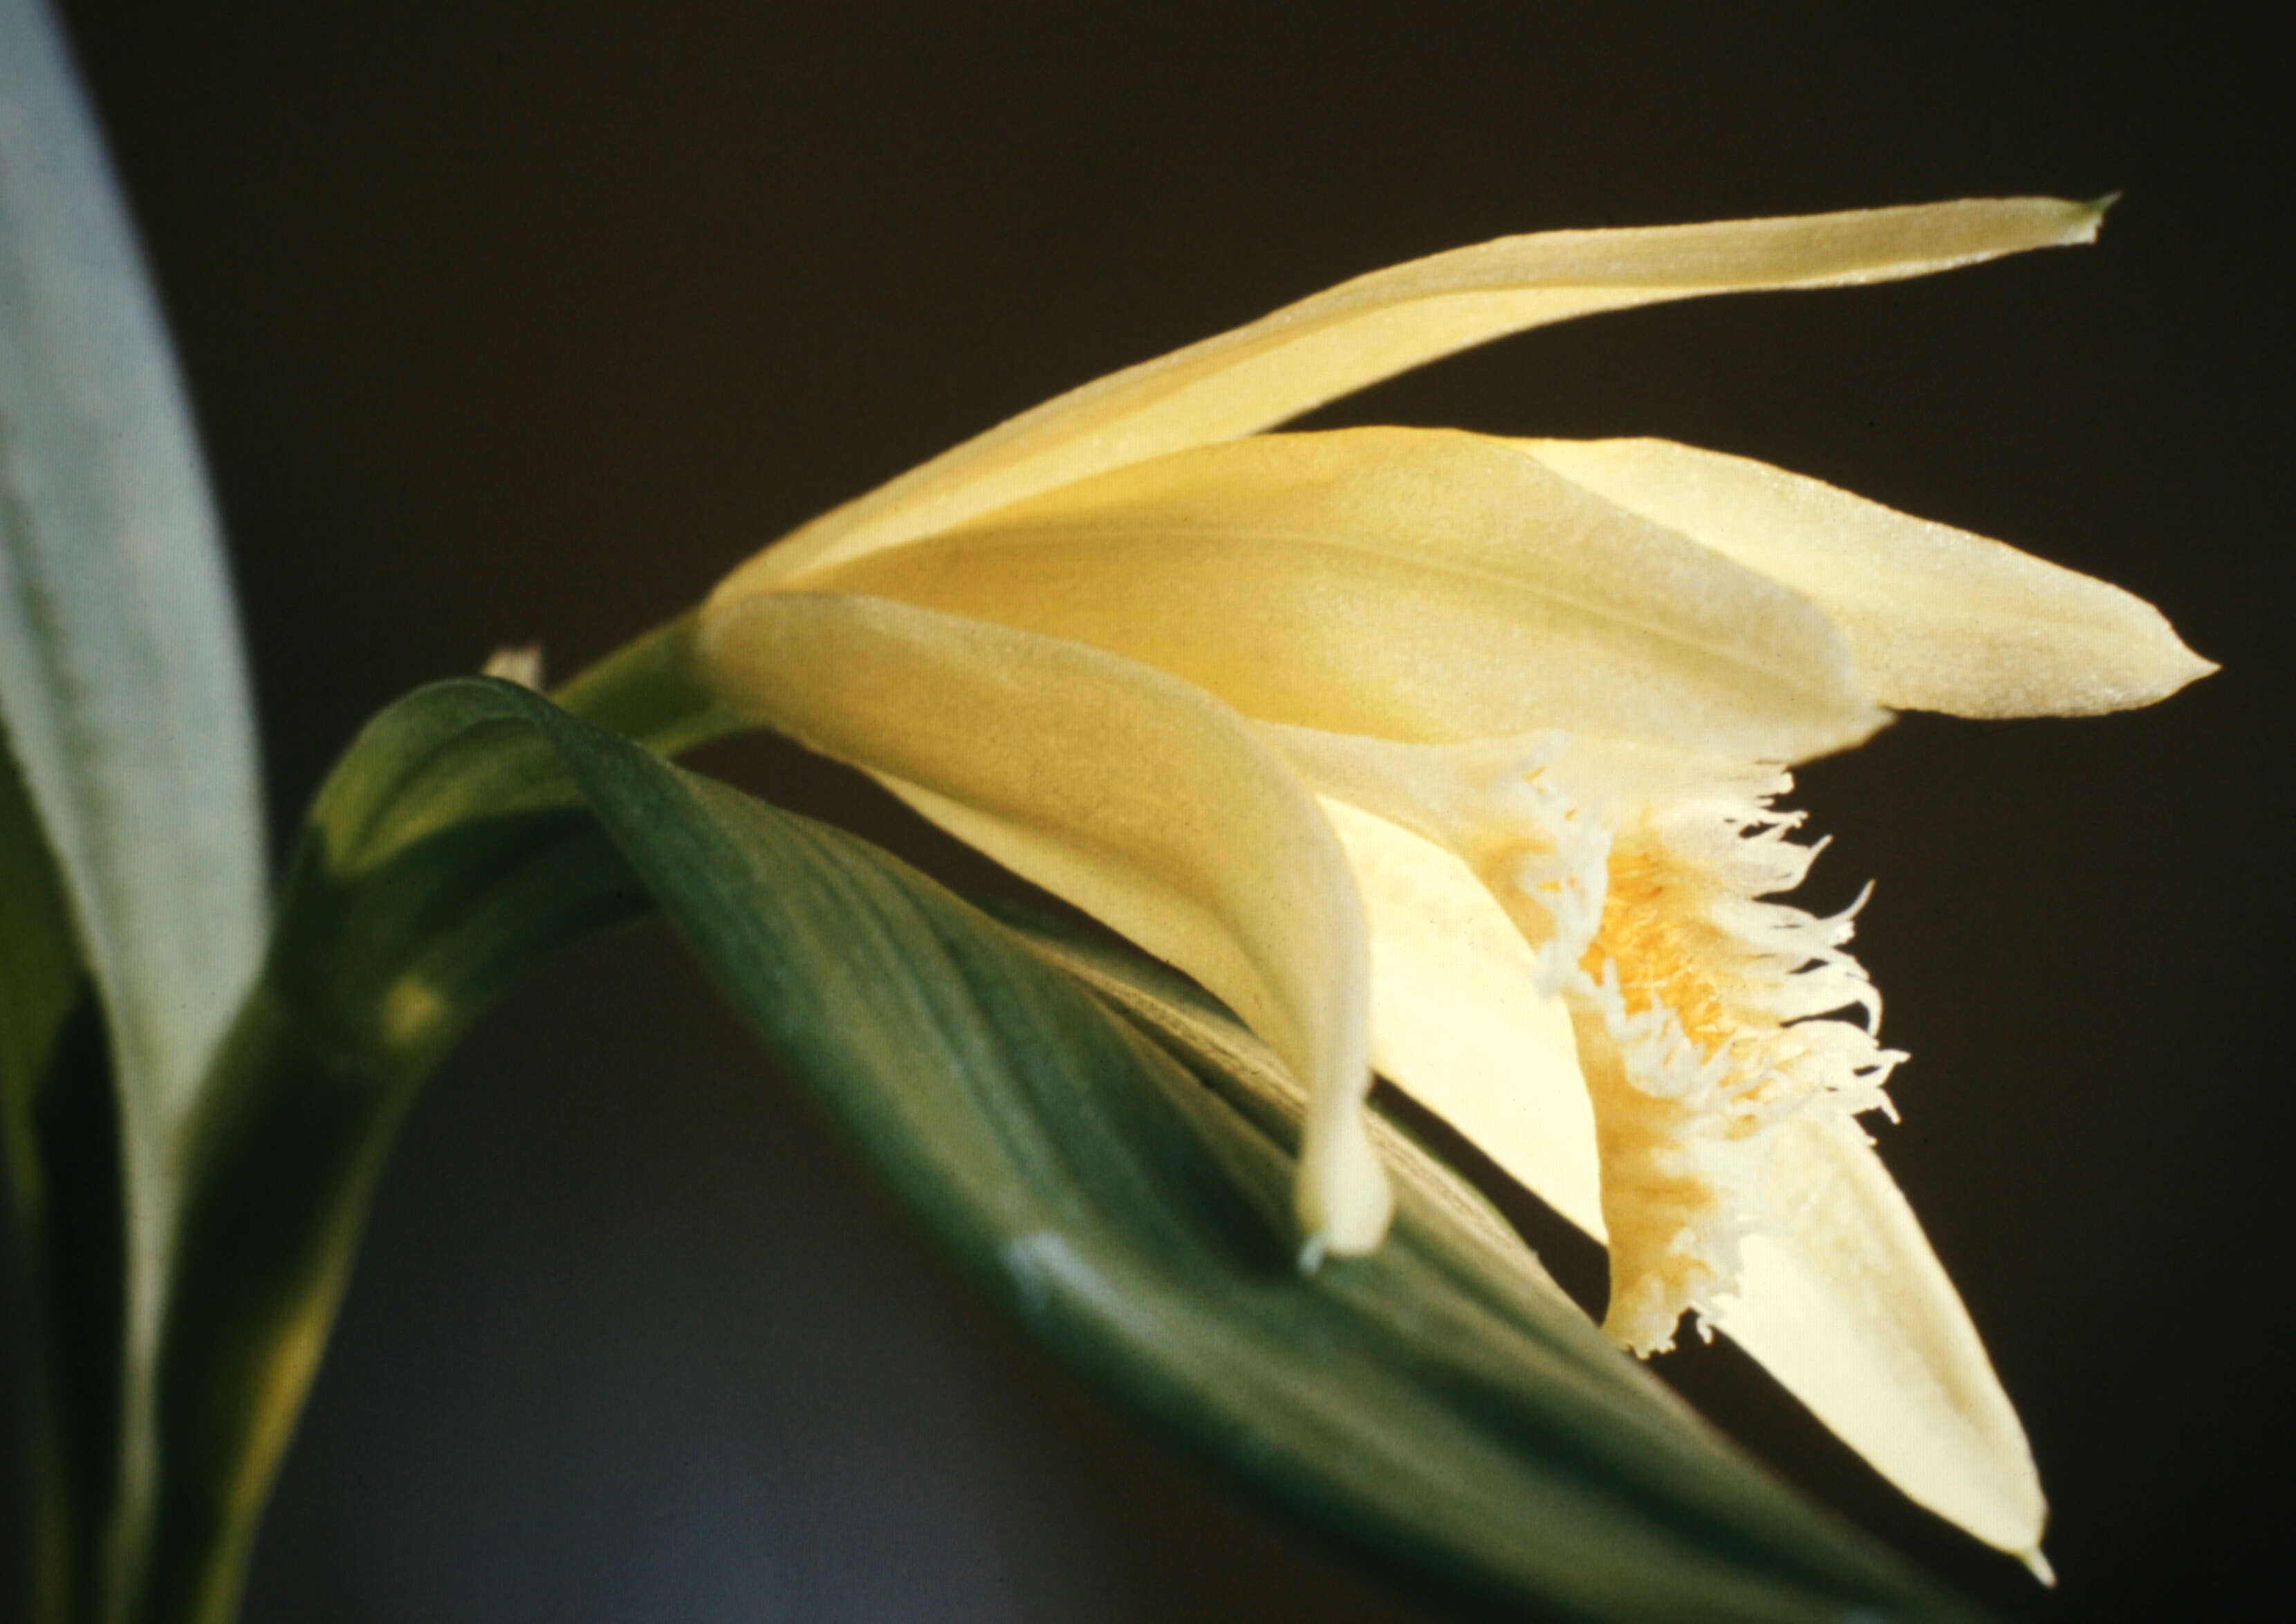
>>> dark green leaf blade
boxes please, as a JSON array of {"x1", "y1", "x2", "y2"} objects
[
  {"x1": 509, "y1": 684, "x2": 1992, "y2": 1623},
  {"x1": 562, "y1": 751, "x2": 1989, "y2": 1624},
  {"x1": 167, "y1": 677, "x2": 1992, "y2": 1624}
]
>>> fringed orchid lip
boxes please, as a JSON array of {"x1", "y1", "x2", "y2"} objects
[
  {"x1": 1264, "y1": 721, "x2": 2041, "y2": 1562},
  {"x1": 692, "y1": 197, "x2": 2215, "y2": 1574},
  {"x1": 1264, "y1": 726, "x2": 1900, "y2": 1346}
]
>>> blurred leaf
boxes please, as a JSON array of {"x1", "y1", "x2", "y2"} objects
[
  {"x1": 1, "y1": 3, "x2": 268, "y2": 1617},
  {"x1": 0, "y1": 0, "x2": 266, "y2": 1138},
  {"x1": 1, "y1": 712, "x2": 124, "y2": 1624},
  {"x1": 142, "y1": 683, "x2": 650, "y2": 1623},
  {"x1": 164, "y1": 674, "x2": 1990, "y2": 1624}
]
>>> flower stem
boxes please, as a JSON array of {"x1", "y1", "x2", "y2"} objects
[{"x1": 550, "y1": 612, "x2": 747, "y2": 758}]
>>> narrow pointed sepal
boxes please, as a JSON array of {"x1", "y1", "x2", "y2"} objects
[
  {"x1": 722, "y1": 197, "x2": 2109, "y2": 591},
  {"x1": 1712, "y1": 1114, "x2": 2048, "y2": 1559},
  {"x1": 1522, "y1": 437, "x2": 2215, "y2": 719}
]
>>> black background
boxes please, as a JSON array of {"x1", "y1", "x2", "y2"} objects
[{"x1": 6, "y1": 3, "x2": 2290, "y2": 1621}]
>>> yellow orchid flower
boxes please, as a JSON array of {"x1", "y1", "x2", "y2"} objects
[{"x1": 689, "y1": 197, "x2": 2212, "y2": 1576}]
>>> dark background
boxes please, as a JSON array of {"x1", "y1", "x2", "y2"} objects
[{"x1": 7, "y1": 3, "x2": 2289, "y2": 1620}]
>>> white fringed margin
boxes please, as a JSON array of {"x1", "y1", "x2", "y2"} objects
[
  {"x1": 1263, "y1": 721, "x2": 1909, "y2": 1354},
  {"x1": 1497, "y1": 747, "x2": 1907, "y2": 1354}
]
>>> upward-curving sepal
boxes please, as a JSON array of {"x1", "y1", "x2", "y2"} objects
[{"x1": 721, "y1": 197, "x2": 2109, "y2": 592}]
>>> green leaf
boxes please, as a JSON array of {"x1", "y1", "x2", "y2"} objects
[
  {"x1": 165, "y1": 675, "x2": 1990, "y2": 1624},
  {"x1": 141, "y1": 683, "x2": 649, "y2": 1623},
  {"x1": 1, "y1": 4, "x2": 268, "y2": 1616}
]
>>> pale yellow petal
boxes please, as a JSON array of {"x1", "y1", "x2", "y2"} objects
[
  {"x1": 696, "y1": 591, "x2": 1390, "y2": 1253},
  {"x1": 719, "y1": 198, "x2": 2107, "y2": 593},
  {"x1": 1522, "y1": 436, "x2": 2214, "y2": 717},
  {"x1": 1714, "y1": 1114, "x2": 2047, "y2": 1560},
  {"x1": 798, "y1": 428, "x2": 1887, "y2": 763},
  {"x1": 1317, "y1": 797, "x2": 1605, "y2": 1239}
]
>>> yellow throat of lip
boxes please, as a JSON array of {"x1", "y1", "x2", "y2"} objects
[
  {"x1": 1550, "y1": 794, "x2": 1899, "y2": 1356},
  {"x1": 1595, "y1": 840, "x2": 1746, "y2": 1055}
]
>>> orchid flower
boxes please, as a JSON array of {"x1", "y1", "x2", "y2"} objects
[{"x1": 688, "y1": 199, "x2": 2212, "y2": 1575}]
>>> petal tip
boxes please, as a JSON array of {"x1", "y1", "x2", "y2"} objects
[
  {"x1": 2074, "y1": 190, "x2": 2120, "y2": 239},
  {"x1": 2170, "y1": 641, "x2": 2221, "y2": 692},
  {"x1": 2021, "y1": 1547, "x2": 2058, "y2": 1588},
  {"x1": 1297, "y1": 1109, "x2": 1396, "y2": 1259},
  {"x1": 2046, "y1": 614, "x2": 2218, "y2": 717}
]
